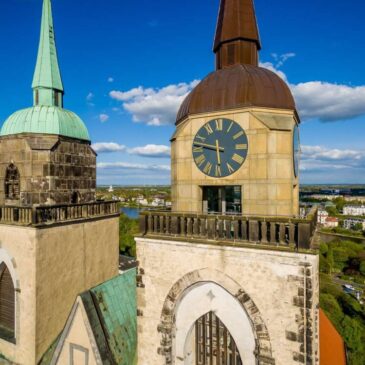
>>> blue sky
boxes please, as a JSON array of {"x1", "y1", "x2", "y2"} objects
[{"x1": 0, "y1": 0, "x2": 364, "y2": 185}]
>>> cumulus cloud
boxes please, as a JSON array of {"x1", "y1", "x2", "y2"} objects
[
  {"x1": 108, "y1": 77, "x2": 114, "y2": 83},
  {"x1": 259, "y1": 62, "x2": 288, "y2": 82},
  {"x1": 97, "y1": 162, "x2": 170, "y2": 172},
  {"x1": 291, "y1": 82, "x2": 365, "y2": 122},
  {"x1": 86, "y1": 92, "x2": 94, "y2": 101},
  {"x1": 128, "y1": 144, "x2": 170, "y2": 158},
  {"x1": 271, "y1": 52, "x2": 296, "y2": 68},
  {"x1": 300, "y1": 145, "x2": 365, "y2": 172},
  {"x1": 92, "y1": 142, "x2": 126, "y2": 153},
  {"x1": 110, "y1": 81, "x2": 199, "y2": 126},
  {"x1": 99, "y1": 114, "x2": 110, "y2": 123}
]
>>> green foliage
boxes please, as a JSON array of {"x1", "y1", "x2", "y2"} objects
[
  {"x1": 119, "y1": 214, "x2": 138, "y2": 257},
  {"x1": 319, "y1": 242, "x2": 328, "y2": 255},
  {"x1": 320, "y1": 238, "x2": 365, "y2": 365},
  {"x1": 360, "y1": 261, "x2": 365, "y2": 276}
]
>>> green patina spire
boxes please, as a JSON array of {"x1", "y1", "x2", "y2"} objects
[
  {"x1": 32, "y1": 0, "x2": 64, "y2": 107},
  {"x1": 0, "y1": 0, "x2": 90, "y2": 141}
]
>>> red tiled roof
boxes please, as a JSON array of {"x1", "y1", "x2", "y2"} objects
[{"x1": 320, "y1": 309, "x2": 347, "y2": 365}]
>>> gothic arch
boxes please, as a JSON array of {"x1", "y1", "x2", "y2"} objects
[
  {"x1": 158, "y1": 268, "x2": 275, "y2": 365},
  {"x1": 0, "y1": 248, "x2": 19, "y2": 343}
]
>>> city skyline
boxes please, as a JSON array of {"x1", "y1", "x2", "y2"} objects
[{"x1": 0, "y1": 0, "x2": 364, "y2": 185}]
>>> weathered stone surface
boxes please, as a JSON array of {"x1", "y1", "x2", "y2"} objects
[{"x1": 0, "y1": 134, "x2": 96, "y2": 206}]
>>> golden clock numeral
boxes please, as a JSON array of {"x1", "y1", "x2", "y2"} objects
[
  {"x1": 195, "y1": 155, "x2": 206, "y2": 167},
  {"x1": 196, "y1": 134, "x2": 206, "y2": 142},
  {"x1": 193, "y1": 146, "x2": 203, "y2": 153},
  {"x1": 204, "y1": 123, "x2": 213, "y2": 135},
  {"x1": 215, "y1": 165, "x2": 222, "y2": 177},
  {"x1": 203, "y1": 162, "x2": 213, "y2": 175},
  {"x1": 232, "y1": 153, "x2": 244, "y2": 164},
  {"x1": 227, "y1": 122, "x2": 234, "y2": 133},
  {"x1": 235, "y1": 144, "x2": 248, "y2": 150},
  {"x1": 227, "y1": 163, "x2": 235, "y2": 174},
  {"x1": 233, "y1": 131, "x2": 244, "y2": 140},
  {"x1": 215, "y1": 119, "x2": 223, "y2": 131}
]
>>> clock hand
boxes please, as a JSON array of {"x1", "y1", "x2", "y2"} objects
[
  {"x1": 216, "y1": 140, "x2": 221, "y2": 165},
  {"x1": 194, "y1": 141, "x2": 224, "y2": 152}
]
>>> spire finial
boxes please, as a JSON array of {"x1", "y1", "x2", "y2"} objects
[
  {"x1": 214, "y1": 0, "x2": 261, "y2": 69},
  {"x1": 32, "y1": 0, "x2": 64, "y2": 107}
]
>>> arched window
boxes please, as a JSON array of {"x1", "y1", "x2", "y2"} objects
[
  {"x1": 195, "y1": 312, "x2": 242, "y2": 365},
  {"x1": 5, "y1": 164, "x2": 20, "y2": 200},
  {"x1": 0, "y1": 263, "x2": 15, "y2": 341}
]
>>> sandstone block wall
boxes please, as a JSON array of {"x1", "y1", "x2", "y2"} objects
[
  {"x1": 136, "y1": 237, "x2": 319, "y2": 365},
  {"x1": 0, "y1": 134, "x2": 96, "y2": 206}
]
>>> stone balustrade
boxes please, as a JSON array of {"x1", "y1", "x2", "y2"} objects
[
  {"x1": 139, "y1": 207, "x2": 318, "y2": 251},
  {"x1": 0, "y1": 201, "x2": 119, "y2": 227}
]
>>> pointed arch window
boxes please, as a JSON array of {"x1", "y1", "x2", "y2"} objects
[
  {"x1": 0, "y1": 263, "x2": 15, "y2": 342},
  {"x1": 195, "y1": 312, "x2": 242, "y2": 365},
  {"x1": 5, "y1": 164, "x2": 20, "y2": 200}
]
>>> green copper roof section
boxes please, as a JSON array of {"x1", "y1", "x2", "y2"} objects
[
  {"x1": 82, "y1": 269, "x2": 138, "y2": 365},
  {"x1": 1, "y1": 107, "x2": 90, "y2": 141},
  {"x1": 32, "y1": 0, "x2": 63, "y2": 92}
]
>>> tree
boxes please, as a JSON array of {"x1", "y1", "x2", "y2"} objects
[
  {"x1": 360, "y1": 261, "x2": 365, "y2": 276},
  {"x1": 119, "y1": 214, "x2": 139, "y2": 257}
]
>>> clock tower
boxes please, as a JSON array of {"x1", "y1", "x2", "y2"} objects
[
  {"x1": 137, "y1": 1, "x2": 319, "y2": 365},
  {"x1": 171, "y1": 0, "x2": 300, "y2": 217}
]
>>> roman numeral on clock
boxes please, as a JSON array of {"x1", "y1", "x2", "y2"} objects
[
  {"x1": 226, "y1": 163, "x2": 235, "y2": 174},
  {"x1": 195, "y1": 155, "x2": 206, "y2": 167},
  {"x1": 236, "y1": 144, "x2": 248, "y2": 150},
  {"x1": 193, "y1": 146, "x2": 203, "y2": 153},
  {"x1": 233, "y1": 131, "x2": 244, "y2": 140},
  {"x1": 203, "y1": 162, "x2": 213, "y2": 175},
  {"x1": 232, "y1": 153, "x2": 244, "y2": 164},
  {"x1": 215, "y1": 119, "x2": 223, "y2": 131},
  {"x1": 204, "y1": 124, "x2": 213, "y2": 135},
  {"x1": 215, "y1": 165, "x2": 222, "y2": 177}
]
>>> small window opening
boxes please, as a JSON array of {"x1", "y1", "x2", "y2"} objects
[
  {"x1": 5, "y1": 164, "x2": 20, "y2": 200},
  {"x1": 0, "y1": 263, "x2": 15, "y2": 343}
]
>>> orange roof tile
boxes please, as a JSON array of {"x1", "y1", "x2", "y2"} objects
[{"x1": 320, "y1": 309, "x2": 347, "y2": 365}]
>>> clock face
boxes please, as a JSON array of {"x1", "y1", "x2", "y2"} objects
[
  {"x1": 293, "y1": 125, "x2": 300, "y2": 177},
  {"x1": 192, "y1": 119, "x2": 248, "y2": 178}
]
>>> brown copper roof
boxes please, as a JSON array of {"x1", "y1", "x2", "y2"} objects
[
  {"x1": 320, "y1": 309, "x2": 347, "y2": 365},
  {"x1": 214, "y1": 0, "x2": 261, "y2": 68},
  {"x1": 176, "y1": 64, "x2": 296, "y2": 124}
]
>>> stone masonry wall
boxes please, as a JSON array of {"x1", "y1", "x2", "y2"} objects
[
  {"x1": 136, "y1": 237, "x2": 319, "y2": 365},
  {"x1": 0, "y1": 134, "x2": 96, "y2": 206}
]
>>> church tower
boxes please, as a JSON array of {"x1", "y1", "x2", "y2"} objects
[
  {"x1": 0, "y1": 1, "x2": 119, "y2": 363},
  {"x1": 172, "y1": 0, "x2": 300, "y2": 217},
  {"x1": 137, "y1": 1, "x2": 319, "y2": 364}
]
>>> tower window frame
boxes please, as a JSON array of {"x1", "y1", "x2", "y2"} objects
[
  {"x1": 5, "y1": 164, "x2": 20, "y2": 201},
  {"x1": 0, "y1": 262, "x2": 16, "y2": 343}
]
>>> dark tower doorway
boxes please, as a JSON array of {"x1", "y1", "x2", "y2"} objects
[
  {"x1": 203, "y1": 186, "x2": 242, "y2": 215},
  {"x1": 195, "y1": 311, "x2": 242, "y2": 365}
]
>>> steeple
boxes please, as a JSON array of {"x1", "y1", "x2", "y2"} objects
[
  {"x1": 32, "y1": 0, "x2": 64, "y2": 107},
  {"x1": 214, "y1": 0, "x2": 261, "y2": 69}
]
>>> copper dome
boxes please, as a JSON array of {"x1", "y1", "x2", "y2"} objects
[{"x1": 176, "y1": 64, "x2": 297, "y2": 125}]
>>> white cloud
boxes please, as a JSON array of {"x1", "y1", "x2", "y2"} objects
[
  {"x1": 259, "y1": 62, "x2": 288, "y2": 82},
  {"x1": 128, "y1": 144, "x2": 170, "y2": 158},
  {"x1": 108, "y1": 77, "x2": 114, "y2": 83},
  {"x1": 109, "y1": 81, "x2": 199, "y2": 126},
  {"x1": 300, "y1": 145, "x2": 365, "y2": 172},
  {"x1": 92, "y1": 142, "x2": 126, "y2": 153},
  {"x1": 271, "y1": 52, "x2": 296, "y2": 68},
  {"x1": 99, "y1": 114, "x2": 110, "y2": 123},
  {"x1": 86, "y1": 92, "x2": 94, "y2": 101},
  {"x1": 97, "y1": 161, "x2": 170, "y2": 172},
  {"x1": 291, "y1": 82, "x2": 365, "y2": 122}
]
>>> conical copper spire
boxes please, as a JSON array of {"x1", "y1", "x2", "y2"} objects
[{"x1": 214, "y1": 0, "x2": 261, "y2": 69}]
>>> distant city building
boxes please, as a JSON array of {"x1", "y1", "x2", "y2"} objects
[
  {"x1": 344, "y1": 196, "x2": 365, "y2": 203},
  {"x1": 343, "y1": 218, "x2": 365, "y2": 230},
  {"x1": 310, "y1": 194, "x2": 342, "y2": 201},
  {"x1": 108, "y1": 185, "x2": 114, "y2": 193},
  {"x1": 343, "y1": 205, "x2": 365, "y2": 216},
  {"x1": 318, "y1": 209, "x2": 329, "y2": 224},
  {"x1": 324, "y1": 217, "x2": 339, "y2": 228}
]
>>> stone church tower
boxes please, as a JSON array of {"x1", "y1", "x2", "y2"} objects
[
  {"x1": 137, "y1": 1, "x2": 319, "y2": 364},
  {"x1": 0, "y1": 1, "x2": 119, "y2": 363}
]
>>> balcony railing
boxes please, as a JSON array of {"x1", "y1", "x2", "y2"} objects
[
  {"x1": 139, "y1": 207, "x2": 318, "y2": 251},
  {"x1": 0, "y1": 201, "x2": 119, "y2": 227}
]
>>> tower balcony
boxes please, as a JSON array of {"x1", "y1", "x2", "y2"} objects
[
  {"x1": 139, "y1": 207, "x2": 318, "y2": 252},
  {"x1": 0, "y1": 201, "x2": 119, "y2": 227}
]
